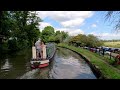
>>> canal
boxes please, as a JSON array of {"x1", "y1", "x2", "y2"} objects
[{"x1": 0, "y1": 47, "x2": 96, "y2": 79}]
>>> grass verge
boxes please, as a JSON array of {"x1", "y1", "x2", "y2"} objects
[{"x1": 104, "y1": 41, "x2": 120, "y2": 48}]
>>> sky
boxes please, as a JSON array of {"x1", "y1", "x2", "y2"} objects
[{"x1": 36, "y1": 11, "x2": 120, "y2": 40}]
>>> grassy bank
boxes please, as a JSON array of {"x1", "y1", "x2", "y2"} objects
[
  {"x1": 58, "y1": 43, "x2": 120, "y2": 79},
  {"x1": 104, "y1": 41, "x2": 120, "y2": 48}
]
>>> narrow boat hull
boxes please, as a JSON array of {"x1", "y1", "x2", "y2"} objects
[
  {"x1": 30, "y1": 59, "x2": 49, "y2": 68},
  {"x1": 31, "y1": 43, "x2": 56, "y2": 69},
  {"x1": 38, "y1": 63, "x2": 49, "y2": 68},
  {"x1": 31, "y1": 63, "x2": 49, "y2": 68}
]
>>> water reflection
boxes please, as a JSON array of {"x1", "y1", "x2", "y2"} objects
[
  {"x1": 1, "y1": 59, "x2": 12, "y2": 71},
  {"x1": 49, "y1": 47, "x2": 96, "y2": 79},
  {"x1": 19, "y1": 69, "x2": 39, "y2": 79},
  {"x1": 0, "y1": 48, "x2": 32, "y2": 79}
]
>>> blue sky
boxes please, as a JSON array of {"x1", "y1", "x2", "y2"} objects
[{"x1": 37, "y1": 11, "x2": 120, "y2": 40}]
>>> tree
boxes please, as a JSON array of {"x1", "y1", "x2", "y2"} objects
[
  {"x1": 69, "y1": 34, "x2": 87, "y2": 46},
  {"x1": 87, "y1": 34, "x2": 102, "y2": 47},
  {"x1": 55, "y1": 31, "x2": 61, "y2": 36},
  {"x1": 41, "y1": 26, "x2": 55, "y2": 43},
  {"x1": 0, "y1": 11, "x2": 15, "y2": 51},
  {"x1": 0, "y1": 11, "x2": 12, "y2": 42},
  {"x1": 1, "y1": 11, "x2": 42, "y2": 51},
  {"x1": 69, "y1": 34, "x2": 103, "y2": 47},
  {"x1": 78, "y1": 34, "x2": 88, "y2": 46},
  {"x1": 26, "y1": 11, "x2": 42, "y2": 46},
  {"x1": 48, "y1": 36, "x2": 56, "y2": 42},
  {"x1": 54, "y1": 31, "x2": 68, "y2": 43},
  {"x1": 40, "y1": 27, "x2": 68, "y2": 44},
  {"x1": 106, "y1": 11, "x2": 120, "y2": 32},
  {"x1": 60, "y1": 31, "x2": 69, "y2": 42}
]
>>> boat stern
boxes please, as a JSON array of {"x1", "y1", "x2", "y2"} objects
[{"x1": 30, "y1": 59, "x2": 49, "y2": 68}]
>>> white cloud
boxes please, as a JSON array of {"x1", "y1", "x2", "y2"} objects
[
  {"x1": 39, "y1": 22, "x2": 53, "y2": 31},
  {"x1": 69, "y1": 29, "x2": 84, "y2": 36},
  {"x1": 91, "y1": 32, "x2": 120, "y2": 40},
  {"x1": 91, "y1": 24, "x2": 97, "y2": 28},
  {"x1": 36, "y1": 11, "x2": 92, "y2": 36},
  {"x1": 34, "y1": 11, "x2": 120, "y2": 40},
  {"x1": 37, "y1": 11, "x2": 94, "y2": 28},
  {"x1": 38, "y1": 22, "x2": 84, "y2": 36},
  {"x1": 55, "y1": 28, "x2": 84, "y2": 36},
  {"x1": 61, "y1": 18, "x2": 84, "y2": 28}
]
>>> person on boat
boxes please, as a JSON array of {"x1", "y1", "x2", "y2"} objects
[
  {"x1": 39, "y1": 41, "x2": 45, "y2": 60},
  {"x1": 35, "y1": 40, "x2": 41, "y2": 60}
]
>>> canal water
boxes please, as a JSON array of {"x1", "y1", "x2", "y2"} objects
[{"x1": 0, "y1": 47, "x2": 96, "y2": 79}]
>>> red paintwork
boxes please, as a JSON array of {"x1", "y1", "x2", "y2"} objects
[
  {"x1": 38, "y1": 63, "x2": 49, "y2": 68},
  {"x1": 31, "y1": 63, "x2": 49, "y2": 69}
]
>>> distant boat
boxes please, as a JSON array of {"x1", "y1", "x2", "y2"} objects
[{"x1": 30, "y1": 43, "x2": 56, "y2": 69}]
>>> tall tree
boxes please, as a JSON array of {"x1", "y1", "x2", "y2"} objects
[
  {"x1": 69, "y1": 34, "x2": 103, "y2": 47},
  {"x1": 41, "y1": 26, "x2": 55, "y2": 43},
  {"x1": 26, "y1": 11, "x2": 42, "y2": 46},
  {"x1": 0, "y1": 11, "x2": 12, "y2": 42},
  {"x1": 1, "y1": 11, "x2": 42, "y2": 51},
  {"x1": 87, "y1": 34, "x2": 102, "y2": 47}
]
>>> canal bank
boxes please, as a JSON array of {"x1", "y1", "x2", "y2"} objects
[{"x1": 58, "y1": 43, "x2": 120, "y2": 79}]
